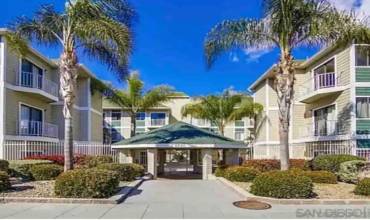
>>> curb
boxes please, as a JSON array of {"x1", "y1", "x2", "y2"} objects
[
  {"x1": 0, "y1": 175, "x2": 150, "y2": 204},
  {"x1": 214, "y1": 175, "x2": 370, "y2": 205}
]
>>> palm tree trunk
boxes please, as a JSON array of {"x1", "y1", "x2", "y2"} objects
[
  {"x1": 60, "y1": 50, "x2": 78, "y2": 171},
  {"x1": 130, "y1": 114, "x2": 137, "y2": 137},
  {"x1": 276, "y1": 52, "x2": 294, "y2": 171}
]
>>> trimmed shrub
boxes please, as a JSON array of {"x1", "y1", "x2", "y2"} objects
[
  {"x1": 25, "y1": 155, "x2": 87, "y2": 166},
  {"x1": 303, "y1": 171, "x2": 337, "y2": 184},
  {"x1": 312, "y1": 155, "x2": 365, "y2": 172},
  {"x1": 337, "y1": 160, "x2": 367, "y2": 184},
  {"x1": 243, "y1": 159, "x2": 309, "y2": 172},
  {"x1": 8, "y1": 160, "x2": 52, "y2": 180},
  {"x1": 55, "y1": 168, "x2": 119, "y2": 198},
  {"x1": 214, "y1": 165, "x2": 228, "y2": 177},
  {"x1": 0, "y1": 160, "x2": 9, "y2": 173},
  {"x1": 97, "y1": 163, "x2": 144, "y2": 181},
  {"x1": 250, "y1": 170, "x2": 313, "y2": 198},
  {"x1": 78, "y1": 156, "x2": 113, "y2": 168},
  {"x1": 0, "y1": 171, "x2": 10, "y2": 192},
  {"x1": 30, "y1": 164, "x2": 63, "y2": 180},
  {"x1": 130, "y1": 163, "x2": 145, "y2": 177},
  {"x1": 224, "y1": 166, "x2": 260, "y2": 182},
  {"x1": 354, "y1": 178, "x2": 370, "y2": 196}
]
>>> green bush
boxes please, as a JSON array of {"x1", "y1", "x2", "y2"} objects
[
  {"x1": 354, "y1": 178, "x2": 370, "y2": 196},
  {"x1": 55, "y1": 168, "x2": 119, "y2": 198},
  {"x1": 303, "y1": 171, "x2": 337, "y2": 184},
  {"x1": 130, "y1": 163, "x2": 145, "y2": 177},
  {"x1": 0, "y1": 160, "x2": 9, "y2": 173},
  {"x1": 29, "y1": 164, "x2": 63, "y2": 181},
  {"x1": 8, "y1": 160, "x2": 52, "y2": 180},
  {"x1": 243, "y1": 159, "x2": 309, "y2": 172},
  {"x1": 312, "y1": 155, "x2": 364, "y2": 173},
  {"x1": 224, "y1": 166, "x2": 260, "y2": 182},
  {"x1": 250, "y1": 170, "x2": 313, "y2": 198},
  {"x1": 97, "y1": 163, "x2": 144, "y2": 181},
  {"x1": 0, "y1": 171, "x2": 10, "y2": 192},
  {"x1": 214, "y1": 165, "x2": 228, "y2": 177},
  {"x1": 337, "y1": 160, "x2": 367, "y2": 184},
  {"x1": 78, "y1": 156, "x2": 113, "y2": 168}
]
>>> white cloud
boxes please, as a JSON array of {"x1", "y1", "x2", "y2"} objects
[
  {"x1": 229, "y1": 53, "x2": 240, "y2": 62},
  {"x1": 243, "y1": 47, "x2": 272, "y2": 62},
  {"x1": 329, "y1": 0, "x2": 369, "y2": 21},
  {"x1": 327, "y1": 0, "x2": 357, "y2": 11}
]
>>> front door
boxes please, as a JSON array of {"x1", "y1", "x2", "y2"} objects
[{"x1": 20, "y1": 104, "x2": 43, "y2": 136}]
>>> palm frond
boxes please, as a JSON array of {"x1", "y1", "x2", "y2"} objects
[
  {"x1": 204, "y1": 18, "x2": 277, "y2": 68},
  {"x1": 141, "y1": 86, "x2": 174, "y2": 110}
]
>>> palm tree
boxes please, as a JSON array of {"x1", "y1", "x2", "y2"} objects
[
  {"x1": 181, "y1": 90, "x2": 263, "y2": 136},
  {"x1": 7, "y1": 0, "x2": 135, "y2": 171},
  {"x1": 204, "y1": 0, "x2": 370, "y2": 170},
  {"x1": 107, "y1": 72, "x2": 173, "y2": 137}
]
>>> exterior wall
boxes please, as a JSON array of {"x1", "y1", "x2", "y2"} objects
[{"x1": 91, "y1": 112, "x2": 103, "y2": 142}]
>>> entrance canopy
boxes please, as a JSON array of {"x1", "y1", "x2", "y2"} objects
[{"x1": 112, "y1": 122, "x2": 246, "y2": 149}]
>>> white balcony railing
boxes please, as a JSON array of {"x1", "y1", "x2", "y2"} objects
[
  {"x1": 17, "y1": 71, "x2": 59, "y2": 97},
  {"x1": 299, "y1": 120, "x2": 344, "y2": 138},
  {"x1": 18, "y1": 120, "x2": 58, "y2": 138},
  {"x1": 296, "y1": 72, "x2": 341, "y2": 100},
  {"x1": 150, "y1": 118, "x2": 166, "y2": 126}
]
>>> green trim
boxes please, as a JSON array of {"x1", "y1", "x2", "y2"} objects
[
  {"x1": 357, "y1": 140, "x2": 370, "y2": 148},
  {"x1": 356, "y1": 67, "x2": 370, "y2": 82},
  {"x1": 357, "y1": 119, "x2": 370, "y2": 134},
  {"x1": 356, "y1": 87, "x2": 370, "y2": 96}
]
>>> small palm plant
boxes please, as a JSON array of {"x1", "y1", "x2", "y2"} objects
[
  {"x1": 181, "y1": 90, "x2": 263, "y2": 136},
  {"x1": 204, "y1": 0, "x2": 370, "y2": 170},
  {"x1": 106, "y1": 72, "x2": 173, "y2": 137},
  {"x1": 7, "y1": 0, "x2": 136, "y2": 171}
]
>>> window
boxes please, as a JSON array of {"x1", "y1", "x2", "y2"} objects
[
  {"x1": 20, "y1": 104, "x2": 43, "y2": 136},
  {"x1": 356, "y1": 97, "x2": 370, "y2": 118},
  {"x1": 136, "y1": 112, "x2": 145, "y2": 120},
  {"x1": 21, "y1": 59, "x2": 43, "y2": 89},
  {"x1": 151, "y1": 112, "x2": 166, "y2": 120},
  {"x1": 111, "y1": 110, "x2": 121, "y2": 121},
  {"x1": 313, "y1": 59, "x2": 336, "y2": 89},
  {"x1": 314, "y1": 59, "x2": 335, "y2": 75},
  {"x1": 313, "y1": 105, "x2": 336, "y2": 136},
  {"x1": 151, "y1": 112, "x2": 166, "y2": 126},
  {"x1": 356, "y1": 46, "x2": 370, "y2": 66},
  {"x1": 234, "y1": 128, "x2": 245, "y2": 141}
]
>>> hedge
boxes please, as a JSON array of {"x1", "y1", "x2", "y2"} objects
[
  {"x1": 312, "y1": 155, "x2": 365, "y2": 172},
  {"x1": 8, "y1": 160, "x2": 52, "y2": 180},
  {"x1": 0, "y1": 160, "x2": 9, "y2": 173},
  {"x1": 302, "y1": 170, "x2": 337, "y2": 184},
  {"x1": 243, "y1": 159, "x2": 308, "y2": 172},
  {"x1": 337, "y1": 160, "x2": 367, "y2": 184},
  {"x1": 25, "y1": 155, "x2": 87, "y2": 166},
  {"x1": 214, "y1": 165, "x2": 228, "y2": 177},
  {"x1": 55, "y1": 168, "x2": 119, "y2": 198},
  {"x1": 77, "y1": 156, "x2": 113, "y2": 168},
  {"x1": 97, "y1": 163, "x2": 144, "y2": 181},
  {"x1": 29, "y1": 164, "x2": 63, "y2": 180},
  {"x1": 250, "y1": 170, "x2": 313, "y2": 198},
  {"x1": 354, "y1": 178, "x2": 370, "y2": 196},
  {"x1": 0, "y1": 171, "x2": 10, "y2": 192},
  {"x1": 224, "y1": 166, "x2": 260, "y2": 182}
]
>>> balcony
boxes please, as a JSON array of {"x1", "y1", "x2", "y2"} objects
[
  {"x1": 298, "y1": 120, "x2": 346, "y2": 140},
  {"x1": 18, "y1": 120, "x2": 59, "y2": 138},
  {"x1": 150, "y1": 118, "x2": 166, "y2": 127},
  {"x1": 14, "y1": 71, "x2": 59, "y2": 102},
  {"x1": 296, "y1": 72, "x2": 346, "y2": 103}
]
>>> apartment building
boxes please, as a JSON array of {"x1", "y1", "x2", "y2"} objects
[
  {"x1": 0, "y1": 29, "x2": 104, "y2": 150},
  {"x1": 102, "y1": 94, "x2": 254, "y2": 144},
  {"x1": 250, "y1": 44, "x2": 370, "y2": 158}
]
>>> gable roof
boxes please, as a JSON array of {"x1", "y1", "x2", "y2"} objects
[{"x1": 112, "y1": 122, "x2": 246, "y2": 149}]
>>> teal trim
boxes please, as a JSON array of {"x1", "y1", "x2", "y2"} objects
[
  {"x1": 357, "y1": 120, "x2": 370, "y2": 134},
  {"x1": 357, "y1": 140, "x2": 370, "y2": 148},
  {"x1": 356, "y1": 67, "x2": 370, "y2": 82},
  {"x1": 356, "y1": 87, "x2": 370, "y2": 96},
  {"x1": 136, "y1": 120, "x2": 145, "y2": 127}
]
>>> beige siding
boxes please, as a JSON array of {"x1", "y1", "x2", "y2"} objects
[
  {"x1": 91, "y1": 112, "x2": 102, "y2": 142},
  {"x1": 254, "y1": 82, "x2": 266, "y2": 107},
  {"x1": 336, "y1": 47, "x2": 351, "y2": 86},
  {"x1": 162, "y1": 97, "x2": 191, "y2": 123},
  {"x1": 268, "y1": 110, "x2": 279, "y2": 142},
  {"x1": 91, "y1": 92, "x2": 102, "y2": 112},
  {"x1": 267, "y1": 79, "x2": 278, "y2": 107},
  {"x1": 292, "y1": 103, "x2": 306, "y2": 139}
]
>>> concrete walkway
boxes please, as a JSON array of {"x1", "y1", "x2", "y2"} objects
[{"x1": 0, "y1": 179, "x2": 369, "y2": 218}]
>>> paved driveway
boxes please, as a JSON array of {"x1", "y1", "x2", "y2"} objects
[{"x1": 0, "y1": 179, "x2": 370, "y2": 218}]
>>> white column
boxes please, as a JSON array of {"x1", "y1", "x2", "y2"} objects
[
  {"x1": 225, "y1": 149, "x2": 239, "y2": 165},
  {"x1": 119, "y1": 149, "x2": 133, "y2": 164},
  {"x1": 201, "y1": 149, "x2": 213, "y2": 180},
  {"x1": 147, "y1": 149, "x2": 158, "y2": 179}
]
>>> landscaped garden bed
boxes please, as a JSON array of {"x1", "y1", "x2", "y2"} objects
[
  {"x1": 215, "y1": 155, "x2": 370, "y2": 201},
  {"x1": 0, "y1": 155, "x2": 146, "y2": 203}
]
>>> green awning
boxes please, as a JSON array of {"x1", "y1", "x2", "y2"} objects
[{"x1": 112, "y1": 122, "x2": 246, "y2": 149}]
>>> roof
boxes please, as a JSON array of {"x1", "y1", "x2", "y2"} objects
[{"x1": 112, "y1": 122, "x2": 246, "y2": 149}]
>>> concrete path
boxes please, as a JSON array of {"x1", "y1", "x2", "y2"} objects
[{"x1": 0, "y1": 179, "x2": 370, "y2": 218}]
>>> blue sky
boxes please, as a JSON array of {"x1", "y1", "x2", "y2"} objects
[{"x1": 1, "y1": 0, "x2": 367, "y2": 95}]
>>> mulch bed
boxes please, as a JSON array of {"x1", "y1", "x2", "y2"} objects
[
  {"x1": 233, "y1": 181, "x2": 370, "y2": 200},
  {"x1": 1, "y1": 181, "x2": 131, "y2": 198}
]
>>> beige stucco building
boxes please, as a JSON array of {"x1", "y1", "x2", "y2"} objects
[
  {"x1": 0, "y1": 29, "x2": 104, "y2": 151},
  {"x1": 250, "y1": 44, "x2": 370, "y2": 158}
]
